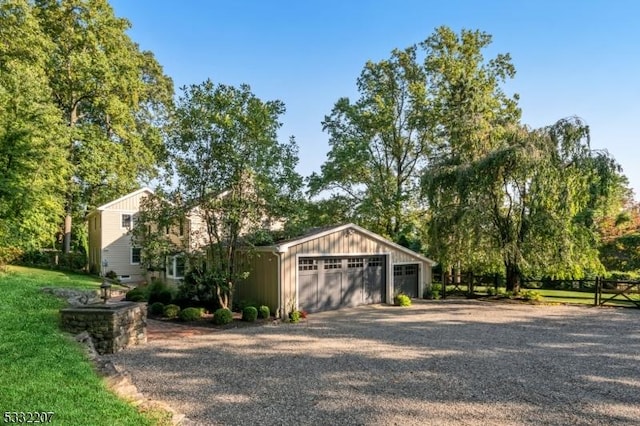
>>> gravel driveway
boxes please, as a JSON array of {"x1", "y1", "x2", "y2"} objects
[{"x1": 109, "y1": 300, "x2": 640, "y2": 425}]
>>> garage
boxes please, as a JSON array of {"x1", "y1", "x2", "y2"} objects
[
  {"x1": 236, "y1": 223, "x2": 437, "y2": 317},
  {"x1": 298, "y1": 256, "x2": 385, "y2": 313},
  {"x1": 393, "y1": 264, "x2": 419, "y2": 298}
]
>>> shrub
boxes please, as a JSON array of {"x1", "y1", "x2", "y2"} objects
[
  {"x1": 213, "y1": 308, "x2": 233, "y2": 325},
  {"x1": 522, "y1": 290, "x2": 544, "y2": 302},
  {"x1": 236, "y1": 299, "x2": 257, "y2": 312},
  {"x1": 163, "y1": 304, "x2": 181, "y2": 319},
  {"x1": 147, "y1": 279, "x2": 173, "y2": 305},
  {"x1": 125, "y1": 288, "x2": 147, "y2": 302},
  {"x1": 179, "y1": 307, "x2": 203, "y2": 322},
  {"x1": 149, "y1": 302, "x2": 165, "y2": 316},
  {"x1": 258, "y1": 305, "x2": 270, "y2": 319},
  {"x1": 242, "y1": 306, "x2": 258, "y2": 322},
  {"x1": 394, "y1": 293, "x2": 412, "y2": 307},
  {"x1": 105, "y1": 270, "x2": 118, "y2": 280},
  {"x1": 486, "y1": 287, "x2": 495, "y2": 296},
  {"x1": 288, "y1": 310, "x2": 301, "y2": 323}
]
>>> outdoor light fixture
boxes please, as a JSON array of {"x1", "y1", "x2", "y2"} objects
[{"x1": 100, "y1": 280, "x2": 111, "y2": 304}]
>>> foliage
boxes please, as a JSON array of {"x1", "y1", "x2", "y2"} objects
[
  {"x1": 125, "y1": 288, "x2": 147, "y2": 302},
  {"x1": 213, "y1": 308, "x2": 233, "y2": 325},
  {"x1": 309, "y1": 45, "x2": 430, "y2": 240},
  {"x1": 150, "y1": 79, "x2": 303, "y2": 309},
  {"x1": 179, "y1": 307, "x2": 202, "y2": 322},
  {"x1": 600, "y1": 232, "x2": 640, "y2": 272},
  {"x1": 0, "y1": 1, "x2": 68, "y2": 254},
  {"x1": 149, "y1": 302, "x2": 165, "y2": 316},
  {"x1": 521, "y1": 290, "x2": 543, "y2": 302},
  {"x1": 162, "y1": 304, "x2": 181, "y2": 319},
  {"x1": 105, "y1": 270, "x2": 118, "y2": 280},
  {"x1": 147, "y1": 280, "x2": 173, "y2": 305},
  {"x1": 241, "y1": 306, "x2": 258, "y2": 322},
  {"x1": 31, "y1": 0, "x2": 174, "y2": 253},
  {"x1": 418, "y1": 27, "x2": 623, "y2": 292},
  {"x1": 394, "y1": 293, "x2": 412, "y2": 307},
  {"x1": 258, "y1": 305, "x2": 271, "y2": 319},
  {"x1": 0, "y1": 266, "x2": 154, "y2": 424},
  {"x1": 288, "y1": 310, "x2": 301, "y2": 323}
]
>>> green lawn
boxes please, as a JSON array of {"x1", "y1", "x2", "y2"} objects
[{"x1": 0, "y1": 266, "x2": 157, "y2": 425}]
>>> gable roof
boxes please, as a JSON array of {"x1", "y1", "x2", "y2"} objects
[
  {"x1": 271, "y1": 223, "x2": 437, "y2": 265},
  {"x1": 87, "y1": 187, "x2": 154, "y2": 217}
]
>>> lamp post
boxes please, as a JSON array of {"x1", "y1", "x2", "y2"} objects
[{"x1": 100, "y1": 259, "x2": 111, "y2": 304}]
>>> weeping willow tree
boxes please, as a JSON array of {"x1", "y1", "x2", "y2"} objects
[{"x1": 424, "y1": 117, "x2": 621, "y2": 292}]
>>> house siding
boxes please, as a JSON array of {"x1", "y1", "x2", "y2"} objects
[
  {"x1": 236, "y1": 250, "x2": 279, "y2": 313},
  {"x1": 100, "y1": 210, "x2": 145, "y2": 281}
]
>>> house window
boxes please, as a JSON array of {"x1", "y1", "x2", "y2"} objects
[
  {"x1": 131, "y1": 247, "x2": 142, "y2": 265},
  {"x1": 167, "y1": 255, "x2": 185, "y2": 279},
  {"x1": 121, "y1": 214, "x2": 132, "y2": 228}
]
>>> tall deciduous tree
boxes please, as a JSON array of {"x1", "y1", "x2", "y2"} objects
[
  {"x1": 164, "y1": 80, "x2": 302, "y2": 308},
  {"x1": 420, "y1": 26, "x2": 521, "y2": 274},
  {"x1": 424, "y1": 118, "x2": 621, "y2": 292},
  {"x1": 33, "y1": 0, "x2": 173, "y2": 253},
  {"x1": 309, "y1": 46, "x2": 430, "y2": 240},
  {"x1": 0, "y1": 0, "x2": 68, "y2": 256}
]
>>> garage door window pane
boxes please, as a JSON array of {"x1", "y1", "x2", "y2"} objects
[
  {"x1": 394, "y1": 266, "x2": 403, "y2": 276},
  {"x1": 348, "y1": 258, "x2": 364, "y2": 268},
  {"x1": 405, "y1": 265, "x2": 417, "y2": 275},
  {"x1": 299, "y1": 259, "x2": 318, "y2": 271},
  {"x1": 368, "y1": 257, "x2": 382, "y2": 267},
  {"x1": 324, "y1": 259, "x2": 342, "y2": 269}
]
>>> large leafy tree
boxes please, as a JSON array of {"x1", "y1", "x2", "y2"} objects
[
  {"x1": 157, "y1": 80, "x2": 302, "y2": 308},
  {"x1": 421, "y1": 27, "x2": 521, "y2": 273},
  {"x1": 309, "y1": 46, "x2": 430, "y2": 240},
  {"x1": 0, "y1": 0, "x2": 68, "y2": 257},
  {"x1": 33, "y1": 0, "x2": 173, "y2": 253},
  {"x1": 424, "y1": 118, "x2": 621, "y2": 292}
]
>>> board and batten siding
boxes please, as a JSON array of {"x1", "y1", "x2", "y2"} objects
[
  {"x1": 279, "y1": 228, "x2": 432, "y2": 311},
  {"x1": 87, "y1": 213, "x2": 102, "y2": 274},
  {"x1": 236, "y1": 250, "x2": 279, "y2": 313}
]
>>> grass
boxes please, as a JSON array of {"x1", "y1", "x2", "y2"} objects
[{"x1": 0, "y1": 266, "x2": 158, "y2": 425}]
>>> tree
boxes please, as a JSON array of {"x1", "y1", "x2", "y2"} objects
[
  {"x1": 0, "y1": 0, "x2": 69, "y2": 258},
  {"x1": 425, "y1": 118, "x2": 621, "y2": 292},
  {"x1": 309, "y1": 45, "x2": 430, "y2": 240},
  {"x1": 163, "y1": 79, "x2": 302, "y2": 309},
  {"x1": 420, "y1": 26, "x2": 521, "y2": 275},
  {"x1": 33, "y1": 0, "x2": 173, "y2": 253}
]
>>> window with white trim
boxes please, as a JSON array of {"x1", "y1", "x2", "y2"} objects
[
  {"x1": 131, "y1": 247, "x2": 142, "y2": 265},
  {"x1": 167, "y1": 255, "x2": 185, "y2": 279},
  {"x1": 121, "y1": 214, "x2": 132, "y2": 228}
]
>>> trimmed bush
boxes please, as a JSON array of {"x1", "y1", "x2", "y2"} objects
[
  {"x1": 242, "y1": 306, "x2": 258, "y2": 322},
  {"x1": 394, "y1": 293, "x2": 412, "y2": 307},
  {"x1": 125, "y1": 288, "x2": 147, "y2": 302},
  {"x1": 179, "y1": 307, "x2": 203, "y2": 322},
  {"x1": 258, "y1": 305, "x2": 270, "y2": 319},
  {"x1": 163, "y1": 304, "x2": 181, "y2": 319},
  {"x1": 149, "y1": 302, "x2": 165, "y2": 316},
  {"x1": 213, "y1": 308, "x2": 233, "y2": 325},
  {"x1": 289, "y1": 310, "x2": 301, "y2": 323},
  {"x1": 147, "y1": 280, "x2": 173, "y2": 305}
]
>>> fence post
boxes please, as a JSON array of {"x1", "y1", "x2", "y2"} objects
[
  {"x1": 593, "y1": 276, "x2": 599, "y2": 306},
  {"x1": 468, "y1": 272, "x2": 473, "y2": 296},
  {"x1": 494, "y1": 274, "x2": 499, "y2": 294},
  {"x1": 443, "y1": 271, "x2": 448, "y2": 300}
]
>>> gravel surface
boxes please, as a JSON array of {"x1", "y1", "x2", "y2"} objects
[{"x1": 108, "y1": 300, "x2": 640, "y2": 425}]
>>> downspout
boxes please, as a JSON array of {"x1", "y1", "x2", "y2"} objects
[{"x1": 276, "y1": 251, "x2": 282, "y2": 319}]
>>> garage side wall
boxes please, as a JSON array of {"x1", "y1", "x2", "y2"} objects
[{"x1": 236, "y1": 250, "x2": 279, "y2": 313}]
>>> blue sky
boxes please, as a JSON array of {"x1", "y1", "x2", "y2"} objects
[{"x1": 111, "y1": 0, "x2": 640, "y2": 199}]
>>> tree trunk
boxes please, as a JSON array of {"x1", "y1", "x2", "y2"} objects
[
  {"x1": 505, "y1": 262, "x2": 521, "y2": 294},
  {"x1": 63, "y1": 213, "x2": 72, "y2": 253}
]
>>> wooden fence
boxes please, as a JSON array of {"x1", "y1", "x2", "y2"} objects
[{"x1": 432, "y1": 272, "x2": 640, "y2": 308}]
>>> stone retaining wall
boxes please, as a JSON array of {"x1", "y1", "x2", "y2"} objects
[{"x1": 60, "y1": 302, "x2": 147, "y2": 354}]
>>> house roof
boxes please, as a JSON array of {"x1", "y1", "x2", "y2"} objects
[
  {"x1": 267, "y1": 223, "x2": 437, "y2": 265},
  {"x1": 86, "y1": 187, "x2": 154, "y2": 217}
]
